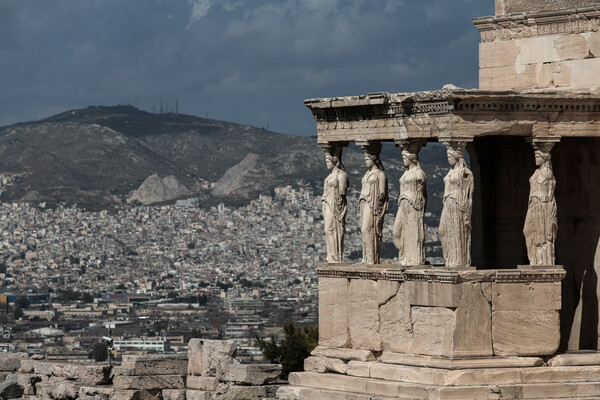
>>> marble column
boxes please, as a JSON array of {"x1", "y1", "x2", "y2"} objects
[
  {"x1": 357, "y1": 141, "x2": 388, "y2": 264},
  {"x1": 320, "y1": 143, "x2": 349, "y2": 263},
  {"x1": 523, "y1": 137, "x2": 560, "y2": 266},
  {"x1": 439, "y1": 138, "x2": 474, "y2": 268},
  {"x1": 393, "y1": 139, "x2": 427, "y2": 266}
]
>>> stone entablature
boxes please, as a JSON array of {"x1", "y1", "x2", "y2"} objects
[
  {"x1": 494, "y1": 0, "x2": 600, "y2": 16},
  {"x1": 305, "y1": 88, "x2": 600, "y2": 145},
  {"x1": 475, "y1": 5, "x2": 600, "y2": 42},
  {"x1": 316, "y1": 264, "x2": 566, "y2": 284}
]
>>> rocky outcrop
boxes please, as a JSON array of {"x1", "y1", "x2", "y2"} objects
[
  {"x1": 210, "y1": 153, "x2": 259, "y2": 197},
  {"x1": 128, "y1": 174, "x2": 189, "y2": 205}
]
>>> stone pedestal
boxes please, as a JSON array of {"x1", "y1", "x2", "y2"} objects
[
  {"x1": 317, "y1": 265, "x2": 564, "y2": 357},
  {"x1": 277, "y1": 264, "x2": 579, "y2": 400}
]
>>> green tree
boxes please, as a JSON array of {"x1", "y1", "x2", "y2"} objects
[
  {"x1": 16, "y1": 296, "x2": 30, "y2": 309},
  {"x1": 255, "y1": 323, "x2": 318, "y2": 379},
  {"x1": 89, "y1": 342, "x2": 108, "y2": 362}
]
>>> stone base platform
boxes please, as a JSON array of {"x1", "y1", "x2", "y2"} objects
[{"x1": 277, "y1": 352, "x2": 600, "y2": 400}]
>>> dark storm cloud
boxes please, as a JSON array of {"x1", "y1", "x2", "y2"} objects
[{"x1": 0, "y1": 0, "x2": 494, "y2": 136}]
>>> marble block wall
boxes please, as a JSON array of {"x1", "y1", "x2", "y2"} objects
[
  {"x1": 476, "y1": 2, "x2": 600, "y2": 90},
  {"x1": 318, "y1": 266, "x2": 565, "y2": 358}
]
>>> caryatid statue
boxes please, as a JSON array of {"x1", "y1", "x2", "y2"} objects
[
  {"x1": 321, "y1": 146, "x2": 349, "y2": 263},
  {"x1": 359, "y1": 142, "x2": 388, "y2": 264},
  {"x1": 439, "y1": 140, "x2": 474, "y2": 268},
  {"x1": 393, "y1": 140, "x2": 427, "y2": 266},
  {"x1": 523, "y1": 140, "x2": 558, "y2": 266}
]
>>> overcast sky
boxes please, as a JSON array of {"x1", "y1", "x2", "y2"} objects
[{"x1": 0, "y1": 0, "x2": 494, "y2": 136}]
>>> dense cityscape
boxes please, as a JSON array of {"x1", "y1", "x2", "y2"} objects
[{"x1": 0, "y1": 182, "x2": 444, "y2": 360}]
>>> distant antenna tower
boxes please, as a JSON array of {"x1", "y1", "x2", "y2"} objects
[
  {"x1": 166, "y1": 101, "x2": 169, "y2": 114},
  {"x1": 160, "y1": 100, "x2": 163, "y2": 114},
  {"x1": 176, "y1": 99, "x2": 178, "y2": 114}
]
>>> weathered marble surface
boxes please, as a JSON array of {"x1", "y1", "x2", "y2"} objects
[
  {"x1": 495, "y1": 0, "x2": 600, "y2": 15},
  {"x1": 393, "y1": 141, "x2": 426, "y2": 266},
  {"x1": 359, "y1": 143, "x2": 388, "y2": 264},
  {"x1": 439, "y1": 141, "x2": 474, "y2": 268},
  {"x1": 523, "y1": 142, "x2": 557, "y2": 266},
  {"x1": 321, "y1": 147, "x2": 348, "y2": 263},
  {"x1": 317, "y1": 266, "x2": 564, "y2": 357}
]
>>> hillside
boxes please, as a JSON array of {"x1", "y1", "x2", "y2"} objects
[{"x1": 0, "y1": 105, "x2": 447, "y2": 214}]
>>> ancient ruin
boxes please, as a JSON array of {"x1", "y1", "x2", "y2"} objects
[{"x1": 278, "y1": 0, "x2": 600, "y2": 398}]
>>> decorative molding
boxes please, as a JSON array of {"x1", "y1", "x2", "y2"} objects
[
  {"x1": 495, "y1": 270, "x2": 566, "y2": 283},
  {"x1": 316, "y1": 265, "x2": 567, "y2": 283},
  {"x1": 473, "y1": 7, "x2": 600, "y2": 43}
]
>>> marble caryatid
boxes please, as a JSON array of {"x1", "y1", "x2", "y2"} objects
[
  {"x1": 321, "y1": 146, "x2": 349, "y2": 263},
  {"x1": 393, "y1": 141, "x2": 427, "y2": 266},
  {"x1": 439, "y1": 141, "x2": 474, "y2": 268},
  {"x1": 524, "y1": 142, "x2": 557, "y2": 266},
  {"x1": 359, "y1": 142, "x2": 388, "y2": 264}
]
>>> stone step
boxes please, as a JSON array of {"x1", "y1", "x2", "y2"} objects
[
  {"x1": 288, "y1": 372, "x2": 430, "y2": 398},
  {"x1": 277, "y1": 385, "x2": 410, "y2": 400},
  {"x1": 287, "y1": 371, "x2": 600, "y2": 399},
  {"x1": 348, "y1": 361, "x2": 600, "y2": 386}
]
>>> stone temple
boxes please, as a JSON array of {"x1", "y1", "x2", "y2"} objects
[{"x1": 277, "y1": 0, "x2": 600, "y2": 399}]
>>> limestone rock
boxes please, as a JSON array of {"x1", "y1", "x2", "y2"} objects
[
  {"x1": 303, "y1": 357, "x2": 347, "y2": 374},
  {"x1": 0, "y1": 381, "x2": 24, "y2": 399},
  {"x1": 79, "y1": 386, "x2": 115, "y2": 400},
  {"x1": 200, "y1": 340, "x2": 238, "y2": 378},
  {"x1": 0, "y1": 353, "x2": 27, "y2": 372},
  {"x1": 52, "y1": 363, "x2": 112, "y2": 385},
  {"x1": 185, "y1": 389, "x2": 214, "y2": 400},
  {"x1": 18, "y1": 360, "x2": 34, "y2": 373},
  {"x1": 119, "y1": 355, "x2": 188, "y2": 376},
  {"x1": 188, "y1": 339, "x2": 203, "y2": 376},
  {"x1": 346, "y1": 361, "x2": 374, "y2": 378},
  {"x1": 222, "y1": 363, "x2": 281, "y2": 384},
  {"x1": 214, "y1": 385, "x2": 267, "y2": 400},
  {"x1": 162, "y1": 389, "x2": 186, "y2": 400},
  {"x1": 32, "y1": 361, "x2": 54, "y2": 376},
  {"x1": 310, "y1": 346, "x2": 375, "y2": 362},
  {"x1": 186, "y1": 376, "x2": 218, "y2": 391},
  {"x1": 113, "y1": 375, "x2": 185, "y2": 390},
  {"x1": 5, "y1": 373, "x2": 43, "y2": 395},
  {"x1": 318, "y1": 277, "x2": 349, "y2": 348},
  {"x1": 211, "y1": 153, "x2": 259, "y2": 197},
  {"x1": 348, "y1": 279, "x2": 380, "y2": 351},
  {"x1": 50, "y1": 379, "x2": 79, "y2": 400},
  {"x1": 128, "y1": 174, "x2": 189, "y2": 205},
  {"x1": 111, "y1": 389, "x2": 163, "y2": 400}
]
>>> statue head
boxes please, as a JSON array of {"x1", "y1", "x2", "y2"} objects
[
  {"x1": 532, "y1": 142, "x2": 554, "y2": 168},
  {"x1": 325, "y1": 146, "x2": 345, "y2": 171},
  {"x1": 361, "y1": 142, "x2": 384, "y2": 171},
  {"x1": 534, "y1": 149, "x2": 551, "y2": 167},
  {"x1": 443, "y1": 141, "x2": 466, "y2": 168}
]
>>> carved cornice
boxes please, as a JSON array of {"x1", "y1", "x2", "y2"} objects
[
  {"x1": 473, "y1": 6, "x2": 600, "y2": 42},
  {"x1": 316, "y1": 265, "x2": 567, "y2": 283},
  {"x1": 305, "y1": 88, "x2": 600, "y2": 144}
]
